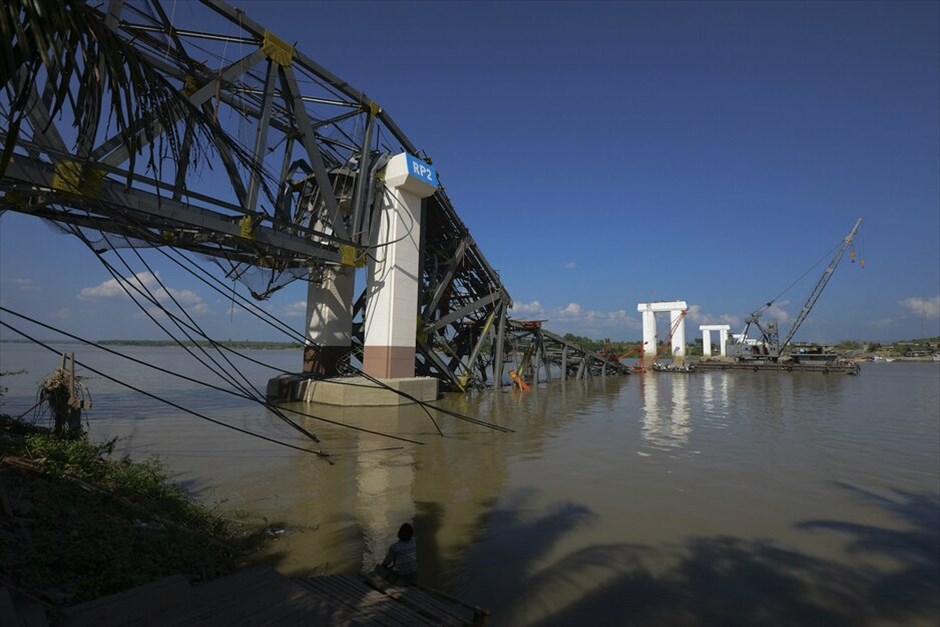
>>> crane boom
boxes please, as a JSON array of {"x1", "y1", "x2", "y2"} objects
[{"x1": 780, "y1": 218, "x2": 862, "y2": 352}]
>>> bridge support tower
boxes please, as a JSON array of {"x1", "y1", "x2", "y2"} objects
[
  {"x1": 363, "y1": 153, "x2": 438, "y2": 379},
  {"x1": 304, "y1": 268, "x2": 355, "y2": 376},
  {"x1": 699, "y1": 324, "x2": 731, "y2": 357},
  {"x1": 637, "y1": 301, "x2": 688, "y2": 366}
]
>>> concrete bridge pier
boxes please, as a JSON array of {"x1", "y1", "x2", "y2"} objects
[
  {"x1": 271, "y1": 153, "x2": 440, "y2": 405},
  {"x1": 640, "y1": 307, "x2": 658, "y2": 361},
  {"x1": 637, "y1": 301, "x2": 688, "y2": 367},
  {"x1": 363, "y1": 152, "x2": 438, "y2": 379},
  {"x1": 670, "y1": 309, "x2": 687, "y2": 364},
  {"x1": 699, "y1": 324, "x2": 731, "y2": 357},
  {"x1": 303, "y1": 267, "x2": 354, "y2": 375}
]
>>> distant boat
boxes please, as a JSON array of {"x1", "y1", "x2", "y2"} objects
[{"x1": 933, "y1": 353, "x2": 940, "y2": 362}]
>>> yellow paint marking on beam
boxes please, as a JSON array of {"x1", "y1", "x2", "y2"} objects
[
  {"x1": 340, "y1": 244, "x2": 366, "y2": 267},
  {"x1": 261, "y1": 30, "x2": 294, "y2": 66},
  {"x1": 239, "y1": 214, "x2": 255, "y2": 239},
  {"x1": 51, "y1": 160, "x2": 104, "y2": 198}
]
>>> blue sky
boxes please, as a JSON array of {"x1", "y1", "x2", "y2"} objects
[{"x1": 1, "y1": 0, "x2": 938, "y2": 343}]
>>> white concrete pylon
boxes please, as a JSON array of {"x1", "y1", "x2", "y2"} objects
[
  {"x1": 640, "y1": 308, "x2": 657, "y2": 358},
  {"x1": 637, "y1": 301, "x2": 687, "y2": 366},
  {"x1": 670, "y1": 309, "x2": 687, "y2": 363},
  {"x1": 304, "y1": 266, "x2": 354, "y2": 375},
  {"x1": 363, "y1": 153, "x2": 438, "y2": 379},
  {"x1": 699, "y1": 324, "x2": 732, "y2": 357}
]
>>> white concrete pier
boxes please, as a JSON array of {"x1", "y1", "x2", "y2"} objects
[
  {"x1": 637, "y1": 301, "x2": 688, "y2": 366},
  {"x1": 700, "y1": 324, "x2": 731, "y2": 357},
  {"x1": 363, "y1": 152, "x2": 438, "y2": 379},
  {"x1": 304, "y1": 267, "x2": 354, "y2": 375}
]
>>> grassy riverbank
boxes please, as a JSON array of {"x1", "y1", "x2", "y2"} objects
[{"x1": 0, "y1": 415, "x2": 266, "y2": 611}]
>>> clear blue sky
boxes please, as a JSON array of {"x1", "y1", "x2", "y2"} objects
[{"x1": 1, "y1": 0, "x2": 938, "y2": 343}]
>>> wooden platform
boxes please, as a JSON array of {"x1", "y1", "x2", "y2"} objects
[{"x1": 57, "y1": 567, "x2": 488, "y2": 626}]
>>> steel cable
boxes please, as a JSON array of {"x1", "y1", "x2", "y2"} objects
[
  {"x1": 0, "y1": 306, "x2": 425, "y2": 446},
  {"x1": 0, "y1": 320, "x2": 332, "y2": 460}
]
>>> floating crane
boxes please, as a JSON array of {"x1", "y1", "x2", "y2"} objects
[{"x1": 727, "y1": 218, "x2": 863, "y2": 362}]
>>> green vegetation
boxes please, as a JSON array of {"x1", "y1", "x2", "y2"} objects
[
  {"x1": 560, "y1": 335, "x2": 939, "y2": 360},
  {"x1": 835, "y1": 340, "x2": 863, "y2": 351},
  {"x1": 0, "y1": 416, "x2": 265, "y2": 609},
  {"x1": 562, "y1": 334, "x2": 641, "y2": 355}
]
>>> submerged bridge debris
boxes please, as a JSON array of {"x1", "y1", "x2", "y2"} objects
[{"x1": 505, "y1": 320, "x2": 631, "y2": 385}]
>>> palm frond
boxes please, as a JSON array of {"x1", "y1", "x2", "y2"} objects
[{"x1": 0, "y1": 0, "x2": 267, "y2": 200}]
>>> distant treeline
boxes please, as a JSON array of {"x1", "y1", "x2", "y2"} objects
[
  {"x1": 3, "y1": 335, "x2": 937, "y2": 353},
  {"x1": 96, "y1": 340, "x2": 303, "y2": 350},
  {"x1": 562, "y1": 335, "x2": 940, "y2": 357},
  {"x1": 562, "y1": 334, "x2": 642, "y2": 355}
]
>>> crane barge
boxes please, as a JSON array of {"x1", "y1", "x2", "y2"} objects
[{"x1": 696, "y1": 218, "x2": 863, "y2": 375}]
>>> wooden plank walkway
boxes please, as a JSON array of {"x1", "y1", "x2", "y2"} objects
[{"x1": 57, "y1": 567, "x2": 488, "y2": 626}]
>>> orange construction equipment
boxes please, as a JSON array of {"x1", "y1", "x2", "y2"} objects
[
  {"x1": 599, "y1": 339, "x2": 651, "y2": 373},
  {"x1": 508, "y1": 369, "x2": 531, "y2": 391},
  {"x1": 651, "y1": 309, "x2": 688, "y2": 362}
]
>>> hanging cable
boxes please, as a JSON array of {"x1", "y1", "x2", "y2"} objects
[
  {"x1": 0, "y1": 307, "x2": 426, "y2": 446},
  {"x1": 0, "y1": 320, "x2": 331, "y2": 460},
  {"x1": 756, "y1": 241, "x2": 842, "y2": 313},
  {"x1": 71, "y1": 227, "x2": 327, "y2": 445},
  {"x1": 150, "y1": 238, "x2": 512, "y2": 432}
]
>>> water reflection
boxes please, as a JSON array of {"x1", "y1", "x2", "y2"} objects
[
  {"x1": 640, "y1": 373, "x2": 691, "y2": 450},
  {"x1": 273, "y1": 377, "x2": 634, "y2": 588},
  {"x1": 355, "y1": 421, "x2": 415, "y2": 571},
  {"x1": 409, "y1": 379, "x2": 626, "y2": 586},
  {"x1": 701, "y1": 371, "x2": 731, "y2": 414},
  {"x1": 703, "y1": 372, "x2": 714, "y2": 412},
  {"x1": 673, "y1": 375, "x2": 690, "y2": 436},
  {"x1": 4, "y1": 343, "x2": 937, "y2": 624}
]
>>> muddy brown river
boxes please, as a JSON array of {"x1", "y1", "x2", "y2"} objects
[{"x1": 2, "y1": 342, "x2": 938, "y2": 626}]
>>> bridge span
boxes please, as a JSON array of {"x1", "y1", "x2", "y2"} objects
[{"x1": 0, "y1": 0, "x2": 628, "y2": 392}]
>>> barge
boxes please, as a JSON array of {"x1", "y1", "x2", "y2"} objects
[{"x1": 689, "y1": 358, "x2": 860, "y2": 375}]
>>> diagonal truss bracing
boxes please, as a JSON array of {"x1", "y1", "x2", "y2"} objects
[{"x1": 0, "y1": 0, "x2": 627, "y2": 391}]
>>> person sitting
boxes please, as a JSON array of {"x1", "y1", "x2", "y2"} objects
[{"x1": 378, "y1": 523, "x2": 417, "y2": 585}]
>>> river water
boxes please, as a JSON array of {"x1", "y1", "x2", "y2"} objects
[{"x1": 2, "y1": 342, "x2": 938, "y2": 626}]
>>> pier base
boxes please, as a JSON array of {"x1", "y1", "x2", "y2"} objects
[{"x1": 266, "y1": 374, "x2": 439, "y2": 406}]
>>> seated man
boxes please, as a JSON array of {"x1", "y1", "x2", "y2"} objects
[{"x1": 377, "y1": 523, "x2": 417, "y2": 585}]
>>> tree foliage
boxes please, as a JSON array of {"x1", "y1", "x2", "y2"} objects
[{"x1": 0, "y1": 0, "x2": 261, "y2": 189}]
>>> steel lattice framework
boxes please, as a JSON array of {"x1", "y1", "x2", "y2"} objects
[{"x1": 1, "y1": 0, "x2": 627, "y2": 390}]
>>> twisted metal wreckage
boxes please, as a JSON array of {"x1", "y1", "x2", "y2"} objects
[{"x1": 0, "y1": 0, "x2": 628, "y2": 391}]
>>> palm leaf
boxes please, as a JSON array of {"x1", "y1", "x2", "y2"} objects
[{"x1": 0, "y1": 0, "x2": 268, "y2": 201}]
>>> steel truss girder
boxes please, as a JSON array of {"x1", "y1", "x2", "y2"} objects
[
  {"x1": 1, "y1": 0, "x2": 394, "y2": 273},
  {"x1": 0, "y1": 0, "x2": 655, "y2": 392},
  {"x1": 3, "y1": 156, "x2": 342, "y2": 265}
]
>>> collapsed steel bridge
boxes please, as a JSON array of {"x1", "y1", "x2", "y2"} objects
[{"x1": 0, "y1": 0, "x2": 628, "y2": 390}]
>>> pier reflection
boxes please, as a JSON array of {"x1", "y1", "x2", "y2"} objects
[
  {"x1": 270, "y1": 378, "x2": 627, "y2": 583},
  {"x1": 640, "y1": 373, "x2": 692, "y2": 449},
  {"x1": 701, "y1": 371, "x2": 731, "y2": 414},
  {"x1": 355, "y1": 423, "x2": 415, "y2": 571},
  {"x1": 410, "y1": 378, "x2": 625, "y2": 585}
]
